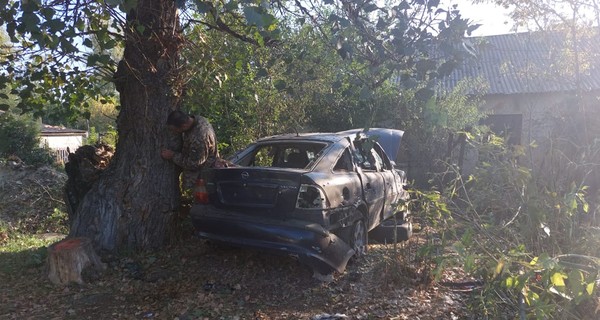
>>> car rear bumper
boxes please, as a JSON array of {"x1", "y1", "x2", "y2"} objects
[{"x1": 190, "y1": 205, "x2": 354, "y2": 274}]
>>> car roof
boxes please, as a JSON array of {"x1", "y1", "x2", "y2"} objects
[
  {"x1": 256, "y1": 128, "x2": 404, "y2": 160},
  {"x1": 256, "y1": 132, "x2": 348, "y2": 144}
]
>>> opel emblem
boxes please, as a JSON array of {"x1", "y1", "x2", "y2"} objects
[{"x1": 241, "y1": 171, "x2": 249, "y2": 179}]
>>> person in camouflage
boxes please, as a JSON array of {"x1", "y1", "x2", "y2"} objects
[{"x1": 160, "y1": 110, "x2": 219, "y2": 192}]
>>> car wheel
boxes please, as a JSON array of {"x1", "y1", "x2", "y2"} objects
[{"x1": 349, "y1": 220, "x2": 368, "y2": 256}]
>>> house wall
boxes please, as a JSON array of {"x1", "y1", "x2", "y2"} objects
[
  {"x1": 40, "y1": 135, "x2": 85, "y2": 164},
  {"x1": 40, "y1": 135, "x2": 84, "y2": 151},
  {"x1": 479, "y1": 91, "x2": 600, "y2": 193}
]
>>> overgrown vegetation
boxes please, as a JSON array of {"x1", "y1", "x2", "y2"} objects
[
  {"x1": 0, "y1": 112, "x2": 54, "y2": 166},
  {"x1": 1, "y1": 0, "x2": 599, "y2": 318},
  {"x1": 396, "y1": 128, "x2": 600, "y2": 319}
]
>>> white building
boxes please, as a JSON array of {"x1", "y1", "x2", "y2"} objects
[{"x1": 40, "y1": 124, "x2": 88, "y2": 163}]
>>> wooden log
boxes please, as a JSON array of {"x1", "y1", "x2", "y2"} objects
[{"x1": 47, "y1": 237, "x2": 106, "y2": 285}]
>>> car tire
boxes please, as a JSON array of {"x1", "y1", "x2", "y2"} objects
[{"x1": 348, "y1": 219, "x2": 368, "y2": 256}]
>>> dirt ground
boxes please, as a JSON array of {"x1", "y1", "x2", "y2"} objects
[
  {"x1": 1, "y1": 239, "x2": 477, "y2": 320},
  {"x1": 0, "y1": 164, "x2": 477, "y2": 320}
]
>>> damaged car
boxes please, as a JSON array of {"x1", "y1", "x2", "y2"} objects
[{"x1": 190, "y1": 128, "x2": 411, "y2": 274}]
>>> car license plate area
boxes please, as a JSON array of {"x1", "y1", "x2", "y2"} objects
[{"x1": 218, "y1": 182, "x2": 279, "y2": 207}]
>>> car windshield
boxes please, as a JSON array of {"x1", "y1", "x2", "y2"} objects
[{"x1": 237, "y1": 142, "x2": 328, "y2": 169}]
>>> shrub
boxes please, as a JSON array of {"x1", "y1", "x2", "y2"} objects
[
  {"x1": 0, "y1": 112, "x2": 54, "y2": 166},
  {"x1": 423, "y1": 129, "x2": 600, "y2": 319}
]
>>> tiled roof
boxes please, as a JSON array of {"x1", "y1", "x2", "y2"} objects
[
  {"x1": 440, "y1": 30, "x2": 600, "y2": 95},
  {"x1": 1, "y1": 110, "x2": 86, "y2": 135},
  {"x1": 41, "y1": 124, "x2": 87, "y2": 135}
]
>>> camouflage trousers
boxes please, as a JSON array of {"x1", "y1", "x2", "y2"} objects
[{"x1": 181, "y1": 170, "x2": 201, "y2": 193}]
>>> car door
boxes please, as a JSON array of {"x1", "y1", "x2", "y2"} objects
[
  {"x1": 352, "y1": 139, "x2": 386, "y2": 231},
  {"x1": 372, "y1": 143, "x2": 400, "y2": 221}
]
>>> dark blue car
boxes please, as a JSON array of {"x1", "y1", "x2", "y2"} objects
[{"x1": 190, "y1": 128, "x2": 411, "y2": 274}]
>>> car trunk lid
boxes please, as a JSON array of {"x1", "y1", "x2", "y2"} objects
[{"x1": 203, "y1": 168, "x2": 303, "y2": 216}]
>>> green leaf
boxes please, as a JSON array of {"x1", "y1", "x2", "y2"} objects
[
  {"x1": 244, "y1": 6, "x2": 264, "y2": 27},
  {"x1": 336, "y1": 42, "x2": 352, "y2": 60},
  {"x1": 195, "y1": 1, "x2": 212, "y2": 14},
  {"x1": 256, "y1": 68, "x2": 268, "y2": 78},
  {"x1": 40, "y1": 7, "x2": 56, "y2": 20},
  {"x1": 359, "y1": 87, "x2": 372, "y2": 101},
  {"x1": 273, "y1": 79, "x2": 286, "y2": 90},
  {"x1": 0, "y1": 104, "x2": 10, "y2": 111},
  {"x1": 82, "y1": 39, "x2": 94, "y2": 48},
  {"x1": 505, "y1": 276, "x2": 512, "y2": 288},
  {"x1": 224, "y1": 1, "x2": 239, "y2": 11},
  {"x1": 586, "y1": 282, "x2": 595, "y2": 295},
  {"x1": 21, "y1": 12, "x2": 41, "y2": 30},
  {"x1": 494, "y1": 260, "x2": 504, "y2": 278},
  {"x1": 45, "y1": 19, "x2": 65, "y2": 32},
  {"x1": 530, "y1": 256, "x2": 539, "y2": 266},
  {"x1": 415, "y1": 88, "x2": 434, "y2": 102},
  {"x1": 551, "y1": 272, "x2": 566, "y2": 287}
]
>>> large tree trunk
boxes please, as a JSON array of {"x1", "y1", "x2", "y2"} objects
[{"x1": 69, "y1": 0, "x2": 184, "y2": 251}]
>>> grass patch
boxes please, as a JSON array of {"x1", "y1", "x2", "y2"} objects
[{"x1": 0, "y1": 231, "x2": 59, "y2": 274}]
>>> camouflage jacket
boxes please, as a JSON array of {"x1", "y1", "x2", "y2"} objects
[{"x1": 172, "y1": 115, "x2": 219, "y2": 172}]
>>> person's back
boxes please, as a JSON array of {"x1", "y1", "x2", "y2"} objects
[{"x1": 161, "y1": 111, "x2": 219, "y2": 192}]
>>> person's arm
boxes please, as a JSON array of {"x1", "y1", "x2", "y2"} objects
[{"x1": 172, "y1": 137, "x2": 208, "y2": 171}]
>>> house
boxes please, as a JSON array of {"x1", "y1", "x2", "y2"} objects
[
  {"x1": 40, "y1": 124, "x2": 88, "y2": 163},
  {"x1": 441, "y1": 30, "x2": 600, "y2": 184}
]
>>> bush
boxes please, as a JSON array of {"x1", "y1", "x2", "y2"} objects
[
  {"x1": 0, "y1": 112, "x2": 54, "y2": 166},
  {"x1": 423, "y1": 129, "x2": 600, "y2": 319}
]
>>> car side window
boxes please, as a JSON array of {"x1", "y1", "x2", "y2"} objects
[
  {"x1": 372, "y1": 143, "x2": 392, "y2": 170},
  {"x1": 252, "y1": 146, "x2": 275, "y2": 167},
  {"x1": 353, "y1": 140, "x2": 382, "y2": 171},
  {"x1": 333, "y1": 149, "x2": 353, "y2": 172},
  {"x1": 369, "y1": 148, "x2": 383, "y2": 171}
]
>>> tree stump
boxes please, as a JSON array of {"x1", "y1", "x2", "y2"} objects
[{"x1": 47, "y1": 237, "x2": 106, "y2": 285}]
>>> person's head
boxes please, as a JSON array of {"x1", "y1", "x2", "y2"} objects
[{"x1": 167, "y1": 110, "x2": 193, "y2": 133}]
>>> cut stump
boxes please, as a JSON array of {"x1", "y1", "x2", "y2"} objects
[{"x1": 47, "y1": 237, "x2": 106, "y2": 285}]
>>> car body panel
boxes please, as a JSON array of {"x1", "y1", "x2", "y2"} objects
[
  {"x1": 191, "y1": 205, "x2": 354, "y2": 273},
  {"x1": 190, "y1": 128, "x2": 409, "y2": 274}
]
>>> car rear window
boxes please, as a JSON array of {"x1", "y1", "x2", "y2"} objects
[{"x1": 238, "y1": 142, "x2": 328, "y2": 169}]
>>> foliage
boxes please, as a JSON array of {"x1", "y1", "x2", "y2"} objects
[
  {"x1": 181, "y1": 1, "x2": 479, "y2": 158},
  {"x1": 0, "y1": 112, "x2": 53, "y2": 166},
  {"x1": 414, "y1": 128, "x2": 600, "y2": 319},
  {"x1": 486, "y1": 0, "x2": 600, "y2": 32}
]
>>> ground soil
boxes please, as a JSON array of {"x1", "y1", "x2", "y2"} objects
[{"x1": 0, "y1": 164, "x2": 478, "y2": 320}]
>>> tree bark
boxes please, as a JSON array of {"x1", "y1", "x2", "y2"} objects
[
  {"x1": 69, "y1": 0, "x2": 184, "y2": 251},
  {"x1": 47, "y1": 237, "x2": 106, "y2": 285}
]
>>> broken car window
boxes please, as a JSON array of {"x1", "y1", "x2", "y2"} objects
[
  {"x1": 333, "y1": 149, "x2": 353, "y2": 172},
  {"x1": 243, "y1": 142, "x2": 327, "y2": 169}
]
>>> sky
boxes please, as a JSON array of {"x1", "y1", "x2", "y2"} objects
[{"x1": 446, "y1": 0, "x2": 515, "y2": 36}]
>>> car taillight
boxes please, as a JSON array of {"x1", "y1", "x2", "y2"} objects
[
  {"x1": 194, "y1": 178, "x2": 209, "y2": 204},
  {"x1": 296, "y1": 184, "x2": 327, "y2": 209}
]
